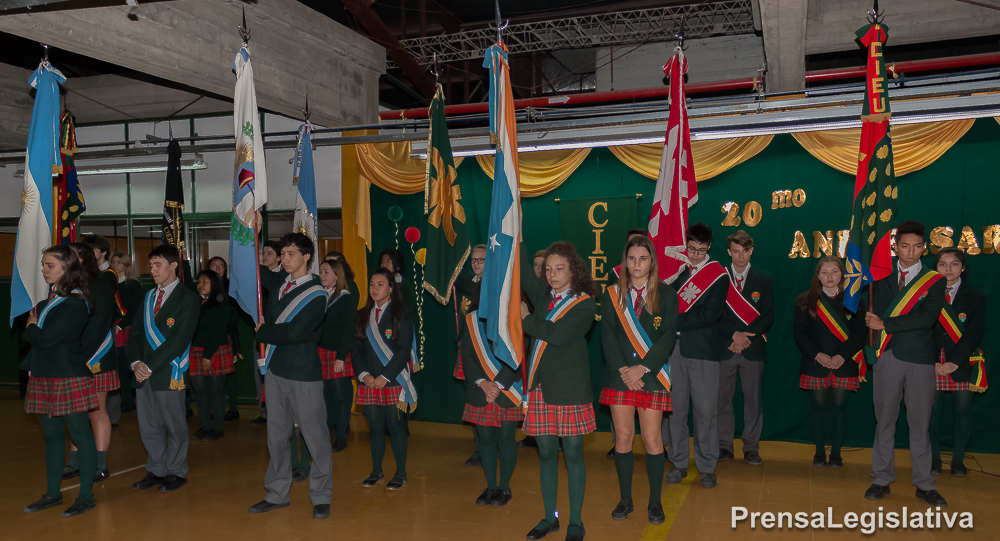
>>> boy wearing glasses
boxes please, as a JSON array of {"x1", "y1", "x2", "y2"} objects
[
  {"x1": 454, "y1": 244, "x2": 488, "y2": 466},
  {"x1": 660, "y1": 223, "x2": 728, "y2": 488}
]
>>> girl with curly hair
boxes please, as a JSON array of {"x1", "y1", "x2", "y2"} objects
[{"x1": 519, "y1": 241, "x2": 597, "y2": 541}]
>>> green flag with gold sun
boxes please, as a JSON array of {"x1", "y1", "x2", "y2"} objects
[{"x1": 422, "y1": 84, "x2": 470, "y2": 304}]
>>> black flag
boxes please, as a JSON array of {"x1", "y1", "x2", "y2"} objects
[{"x1": 162, "y1": 140, "x2": 185, "y2": 252}]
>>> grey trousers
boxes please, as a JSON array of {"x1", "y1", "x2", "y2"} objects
[
  {"x1": 661, "y1": 341, "x2": 720, "y2": 474},
  {"x1": 717, "y1": 353, "x2": 764, "y2": 454},
  {"x1": 871, "y1": 349, "x2": 936, "y2": 490},
  {"x1": 263, "y1": 371, "x2": 332, "y2": 505},
  {"x1": 253, "y1": 363, "x2": 267, "y2": 419},
  {"x1": 136, "y1": 383, "x2": 189, "y2": 477}
]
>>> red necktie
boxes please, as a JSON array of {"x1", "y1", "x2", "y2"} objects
[
  {"x1": 49, "y1": 292, "x2": 56, "y2": 301},
  {"x1": 375, "y1": 307, "x2": 383, "y2": 322},
  {"x1": 632, "y1": 286, "x2": 644, "y2": 315},
  {"x1": 736, "y1": 276, "x2": 745, "y2": 293},
  {"x1": 153, "y1": 289, "x2": 164, "y2": 315},
  {"x1": 947, "y1": 286, "x2": 954, "y2": 304},
  {"x1": 548, "y1": 294, "x2": 563, "y2": 311},
  {"x1": 281, "y1": 281, "x2": 294, "y2": 299},
  {"x1": 898, "y1": 270, "x2": 908, "y2": 291}
]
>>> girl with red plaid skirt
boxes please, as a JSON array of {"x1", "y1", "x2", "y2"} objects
[
  {"x1": 519, "y1": 242, "x2": 597, "y2": 541},
  {"x1": 189, "y1": 270, "x2": 239, "y2": 441},
  {"x1": 453, "y1": 244, "x2": 487, "y2": 468},
  {"x1": 930, "y1": 248, "x2": 985, "y2": 477},
  {"x1": 599, "y1": 236, "x2": 677, "y2": 525},
  {"x1": 793, "y1": 256, "x2": 866, "y2": 468},
  {"x1": 22, "y1": 245, "x2": 99, "y2": 518},
  {"x1": 352, "y1": 268, "x2": 415, "y2": 491},
  {"x1": 318, "y1": 258, "x2": 358, "y2": 453}
]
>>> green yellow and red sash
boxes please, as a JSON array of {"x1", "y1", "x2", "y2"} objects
[
  {"x1": 607, "y1": 285, "x2": 671, "y2": 391},
  {"x1": 937, "y1": 299, "x2": 988, "y2": 392},
  {"x1": 876, "y1": 269, "x2": 944, "y2": 358},
  {"x1": 526, "y1": 293, "x2": 591, "y2": 393},
  {"x1": 816, "y1": 295, "x2": 866, "y2": 381},
  {"x1": 677, "y1": 261, "x2": 727, "y2": 314}
]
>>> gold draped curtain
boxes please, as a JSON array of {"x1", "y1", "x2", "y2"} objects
[
  {"x1": 473, "y1": 148, "x2": 591, "y2": 196},
  {"x1": 790, "y1": 119, "x2": 974, "y2": 176},
  {"x1": 607, "y1": 136, "x2": 774, "y2": 181}
]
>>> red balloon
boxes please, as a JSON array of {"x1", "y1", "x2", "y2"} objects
[{"x1": 405, "y1": 227, "x2": 421, "y2": 244}]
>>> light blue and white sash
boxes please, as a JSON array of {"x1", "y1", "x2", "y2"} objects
[
  {"x1": 468, "y1": 310, "x2": 523, "y2": 406},
  {"x1": 143, "y1": 289, "x2": 190, "y2": 390},
  {"x1": 259, "y1": 284, "x2": 327, "y2": 374},
  {"x1": 366, "y1": 307, "x2": 418, "y2": 412},
  {"x1": 609, "y1": 285, "x2": 671, "y2": 391},
  {"x1": 85, "y1": 329, "x2": 114, "y2": 374},
  {"x1": 325, "y1": 288, "x2": 350, "y2": 311}
]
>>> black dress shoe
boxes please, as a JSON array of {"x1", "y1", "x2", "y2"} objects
[
  {"x1": 61, "y1": 466, "x2": 80, "y2": 480},
  {"x1": 476, "y1": 488, "x2": 493, "y2": 505},
  {"x1": 24, "y1": 495, "x2": 63, "y2": 513},
  {"x1": 250, "y1": 416, "x2": 267, "y2": 425},
  {"x1": 490, "y1": 489, "x2": 512, "y2": 506},
  {"x1": 157, "y1": 474, "x2": 187, "y2": 492},
  {"x1": 192, "y1": 428, "x2": 209, "y2": 441},
  {"x1": 812, "y1": 453, "x2": 827, "y2": 467},
  {"x1": 864, "y1": 483, "x2": 890, "y2": 500},
  {"x1": 313, "y1": 504, "x2": 330, "y2": 519},
  {"x1": 664, "y1": 467, "x2": 687, "y2": 484},
  {"x1": 224, "y1": 410, "x2": 240, "y2": 422},
  {"x1": 916, "y1": 488, "x2": 947, "y2": 507},
  {"x1": 362, "y1": 471, "x2": 384, "y2": 487},
  {"x1": 930, "y1": 460, "x2": 942, "y2": 476},
  {"x1": 292, "y1": 468, "x2": 309, "y2": 483},
  {"x1": 701, "y1": 473, "x2": 717, "y2": 488},
  {"x1": 94, "y1": 468, "x2": 110, "y2": 483},
  {"x1": 248, "y1": 499, "x2": 290, "y2": 513},
  {"x1": 332, "y1": 440, "x2": 348, "y2": 453},
  {"x1": 648, "y1": 503, "x2": 665, "y2": 525},
  {"x1": 133, "y1": 472, "x2": 165, "y2": 490},
  {"x1": 611, "y1": 499, "x2": 633, "y2": 520},
  {"x1": 745, "y1": 451, "x2": 762, "y2": 466},
  {"x1": 564, "y1": 523, "x2": 586, "y2": 541},
  {"x1": 206, "y1": 429, "x2": 223, "y2": 441},
  {"x1": 465, "y1": 452, "x2": 482, "y2": 467},
  {"x1": 606, "y1": 447, "x2": 615, "y2": 459},
  {"x1": 951, "y1": 462, "x2": 968, "y2": 477},
  {"x1": 61, "y1": 497, "x2": 96, "y2": 517},
  {"x1": 386, "y1": 474, "x2": 407, "y2": 490},
  {"x1": 718, "y1": 448, "x2": 735, "y2": 462},
  {"x1": 525, "y1": 518, "x2": 560, "y2": 540},
  {"x1": 828, "y1": 455, "x2": 843, "y2": 469}
]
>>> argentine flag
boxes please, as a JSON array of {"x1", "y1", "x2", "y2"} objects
[
  {"x1": 292, "y1": 123, "x2": 318, "y2": 274},
  {"x1": 10, "y1": 62, "x2": 65, "y2": 326}
]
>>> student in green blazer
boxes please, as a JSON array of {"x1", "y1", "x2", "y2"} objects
[
  {"x1": 864, "y1": 221, "x2": 947, "y2": 507},
  {"x1": 249, "y1": 233, "x2": 333, "y2": 519},
  {"x1": 930, "y1": 248, "x2": 986, "y2": 477},
  {"x1": 129, "y1": 245, "x2": 200, "y2": 494},
  {"x1": 22, "y1": 245, "x2": 99, "y2": 518},
  {"x1": 251, "y1": 240, "x2": 284, "y2": 425},
  {"x1": 520, "y1": 241, "x2": 597, "y2": 541},
  {"x1": 110, "y1": 252, "x2": 144, "y2": 416},
  {"x1": 717, "y1": 231, "x2": 774, "y2": 467},
  {"x1": 208, "y1": 255, "x2": 242, "y2": 423},
  {"x1": 189, "y1": 270, "x2": 239, "y2": 441},
  {"x1": 325, "y1": 250, "x2": 361, "y2": 300},
  {"x1": 793, "y1": 256, "x2": 866, "y2": 469},
  {"x1": 600, "y1": 235, "x2": 677, "y2": 525},
  {"x1": 353, "y1": 267, "x2": 417, "y2": 491},
  {"x1": 318, "y1": 258, "x2": 358, "y2": 453},
  {"x1": 379, "y1": 248, "x2": 416, "y2": 317},
  {"x1": 61, "y1": 243, "x2": 118, "y2": 484},
  {"x1": 454, "y1": 244, "x2": 487, "y2": 468},
  {"x1": 460, "y1": 281, "x2": 523, "y2": 507}
]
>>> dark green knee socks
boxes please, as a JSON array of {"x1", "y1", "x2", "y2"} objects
[
  {"x1": 647, "y1": 452, "x2": 665, "y2": 505},
  {"x1": 614, "y1": 450, "x2": 634, "y2": 502}
]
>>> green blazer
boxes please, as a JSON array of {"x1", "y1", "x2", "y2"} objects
[
  {"x1": 351, "y1": 302, "x2": 413, "y2": 386},
  {"x1": 117, "y1": 278, "x2": 145, "y2": 330},
  {"x1": 192, "y1": 300, "x2": 239, "y2": 358},
  {"x1": 600, "y1": 282, "x2": 678, "y2": 392},
  {"x1": 520, "y1": 257, "x2": 596, "y2": 405},
  {"x1": 80, "y1": 280, "x2": 117, "y2": 374},
  {"x1": 671, "y1": 265, "x2": 728, "y2": 361},
  {"x1": 793, "y1": 292, "x2": 866, "y2": 378},
  {"x1": 460, "y1": 321, "x2": 520, "y2": 408},
  {"x1": 21, "y1": 295, "x2": 90, "y2": 378},
  {"x1": 256, "y1": 275, "x2": 327, "y2": 382},
  {"x1": 318, "y1": 289, "x2": 358, "y2": 358},
  {"x1": 873, "y1": 264, "x2": 946, "y2": 365},
  {"x1": 718, "y1": 266, "x2": 775, "y2": 362},
  {"x1": 454, "y1": 273, "x2": 480, "y2": 349},
  {"x1": 129, "y1": 284, "x2": 200, "y2": 391},
  {"x1": 932, "y1": 284, "x2": 986, "y2": 383}
]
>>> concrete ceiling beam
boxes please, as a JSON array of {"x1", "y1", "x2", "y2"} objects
[{"x1": 760, "y1": 0, "x2": 808, "y2": 93}]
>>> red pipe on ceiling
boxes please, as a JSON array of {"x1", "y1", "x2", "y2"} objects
[{"x1": 379, "y1": 52, "x2": 1000, "y2": 121}]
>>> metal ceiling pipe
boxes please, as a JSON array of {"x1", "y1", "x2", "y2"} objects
[{"x1": 805, "y1": 52, "x2": 1000, "y2": 84}]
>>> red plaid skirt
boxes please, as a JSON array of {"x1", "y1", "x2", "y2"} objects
[
  {"x1": 115, "y1": 325, "x2": 130, "y2": 348},
  {"x1": 937, "y1": 348, "x2": 969, "y2": 391},
  {"x1": 93, "y1": 370, "x2": 121, "y2": 392},
  {"x1": 357, "y1": 384, "x2": 402, "y2": 407},
  {"x1": 453, "y1": 353, "x2": 465, "y2": 380},
  {"x1": 523, "y1": 387, "x2": 596, "y2": 437},
  {"x1": 189, "y1": 343, "x2": 235, "y2": 377},
  {"x1": 799, "y1": 373, "x2": 860, "y2": 391},
  {"x1": 462, "y1": 402, "x2": 524, "y2": 427},
  {"x1": 320, "y1": 348, "x2": 355, "y2": 379},
  {"x1": 599, "y1": 387, "x2": 672, "y2": 412},
  {"x1": 25, "y1": 376, "x2": 99, "y2": 417}
]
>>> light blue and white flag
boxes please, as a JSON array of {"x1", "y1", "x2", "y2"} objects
[
  {"x1": 292, "y1": 123, "x2": 318, "y2": 273},
  {"x1": 11, "y1": 61, "x2": 65, "y2": 326},
  {"x1": 229, "y1": 45, "x2": 268, "y2": 323}
]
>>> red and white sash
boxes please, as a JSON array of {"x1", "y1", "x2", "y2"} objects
[{"x1": 676, "y1": 261, "x2": 727, "y2": 313}]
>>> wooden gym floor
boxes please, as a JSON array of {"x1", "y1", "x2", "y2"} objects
[{"x1": 1, "y1": 388, "x2": 998, "y2": 540}]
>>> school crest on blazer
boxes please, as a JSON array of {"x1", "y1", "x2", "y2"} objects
[
  {"x1": 653, "y1": 316, "x2": 662, "y2": 329},
  {"x1": 959, "y1": 313, "x2": 967, "y2": 322},
  {"x1": 385, "y1": 329, "x2": 393, "y2": 340},
  {"x1": 167, "y1": 317, "x2": 175, "y2": 327},
  {"x1": 751, "y1": 291, "x2": 760, "y2": 303}
]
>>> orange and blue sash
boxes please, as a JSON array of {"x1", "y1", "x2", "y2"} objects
[
  {"x1": 526, "y1": 293, "x2": 591, "y2": 391},
  {"x1": 607, "y1": 285, "x2": 671, "y2": 391},
  {"x1": 467, "y1": 311, "x2": 523, "y2": 407},
  {"x1": 876, "y1": 270, "x2": 944, "y2": 358},
  {"x1": 816, "y1": 295, "x2": 865, "y2": 381}
]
